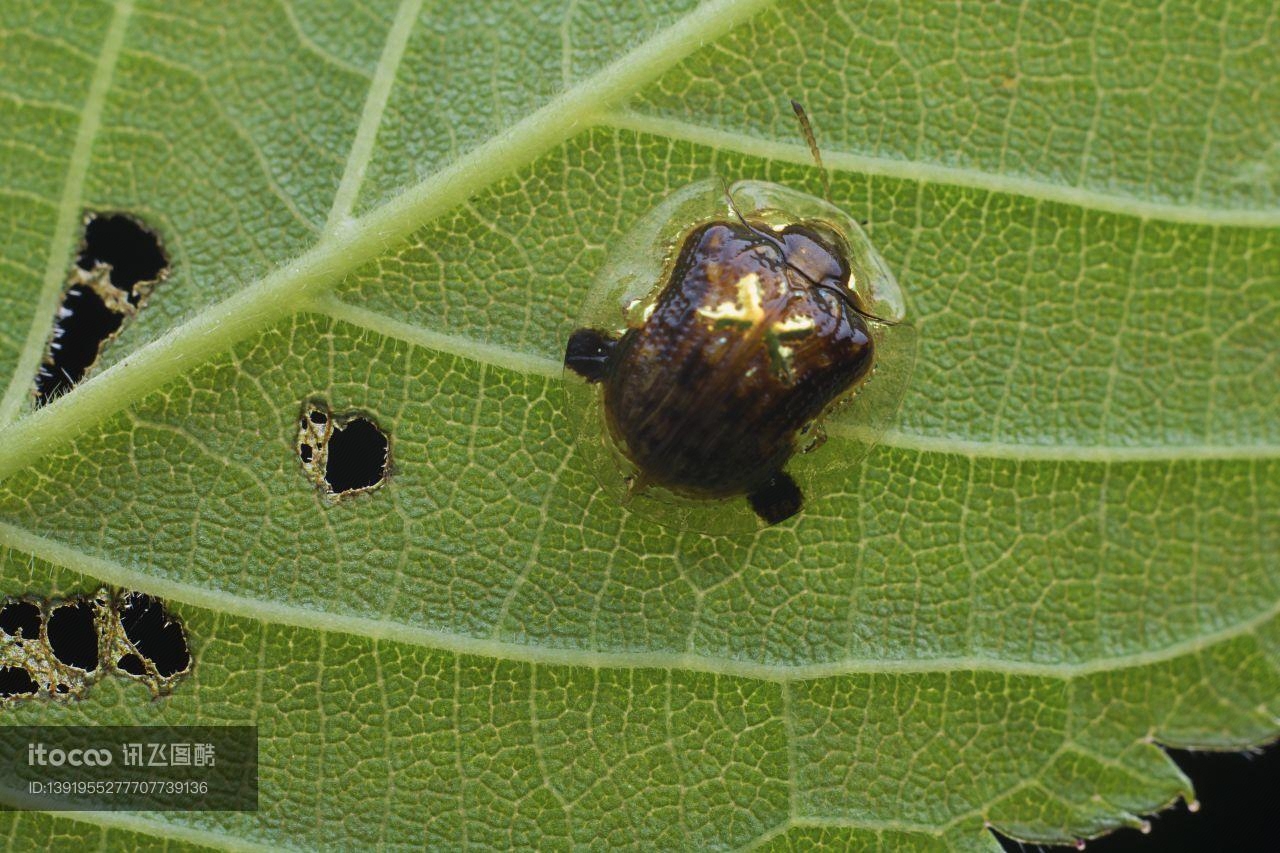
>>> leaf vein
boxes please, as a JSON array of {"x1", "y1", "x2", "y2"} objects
[
  {"x1": 0, "y1": 519, "x2": 1272, "y2": 683},
  {"x1": 317, "y1": 300, "x2": 1280, "y2": 463},
  {"x1": 605, "y1": 110, "x2": 1280, "y2": 230},
  {"x1": 0, "y1": 0, "x2": 136, "y2": 425},
  {"x1": 0, "y1": 0, "x2": 779, "y2": 483},
  {"x1": 322, "y1": 0, "x2": 424, "y2": 233}
]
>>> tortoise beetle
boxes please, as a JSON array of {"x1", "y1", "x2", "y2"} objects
[{"x1": 564, "y1": 110, "x2": 915, "y2": 531}]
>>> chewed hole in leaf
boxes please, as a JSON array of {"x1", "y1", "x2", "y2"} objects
[
  {"x1": 118, "y1": 592, "x2": 190, "y2": 678},
  {"x1": 297, "y1": 401, "x2": 390, "y2": 499},
  {"x1": 46, "y1": 600, "x2": 99, "y2": 671},
  {"x1": 77, "y1": 213, "x2": 168, "y2": 296},
  {"x1": 0, "y1": 666, "x2": 38, "y2": 698},
  {"x1": 34, "y1": 284, "x2": 125, "y2": 404},
  {"x1": 34, "y1": 212, "x2": 169, "y2": 406},
  {"x1": 0, "y1": 589, "x2": 191, "y2": 704},
  {"x1": 116, "y1": 653, "x2": 146, "y2": 676},
  {"x1": 326, "y1": 417, "x2": 389, "y2": 492},
  {"x1": 0, "y1": 599, "x2": 41, "y2": 639}
]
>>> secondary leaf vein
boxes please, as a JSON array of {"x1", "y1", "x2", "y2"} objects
[
  {"x1": 0, "y1": 0, "x2": 136, "y2": 425},
  {"x1": 0, "y1": 518, "x2": 1272, "y2": 683},
  {"x1": 605, "y1": 110, "x2": 1280, "y2": 230}
]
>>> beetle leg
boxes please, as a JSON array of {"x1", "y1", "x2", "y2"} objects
[
  {"x1": 747, "y1": 471, "x2": 803, "y2": 525},
  {"x1": 564, "y1": 328, "x2": 617, "y2": 383}
]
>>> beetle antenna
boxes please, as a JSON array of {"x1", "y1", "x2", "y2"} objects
[
  {"x1": 812, "y1": 281, "x2": 900, "y2": 326},
  {"x1": 722, "y1": 173, "x2": 886, "y2": 323},
  {"x1": 791, "y1": 100, "x2": 830, "y2": 202},
  {"x1": 720, "y1": 176, "x2": 790, "y2": 252}
]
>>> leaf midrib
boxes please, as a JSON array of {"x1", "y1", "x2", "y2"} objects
[
  {"x1": 1, "y1": 518, "x2": 1274, "y2": 682},
  {"x1": 0, "y1": 791, "x2": 288, "y2": 853},
  {"x1": 0, "y1": 783, "x2": 956, "y2": 853},
  {"x1": 0, "y1": 0, "x2": 778, "y2": 482}
]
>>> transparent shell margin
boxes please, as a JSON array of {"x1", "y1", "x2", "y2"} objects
[{"x1": 565, "y1": 179, "x2": 917, "y2": 534}]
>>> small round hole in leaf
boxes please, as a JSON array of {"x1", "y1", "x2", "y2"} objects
[
  {"x1": 117, "y1": 653, "x2": 147, "y2": 677},
  {"x1": 325, "y1": 417, "x2": 389, "y2": 493}
]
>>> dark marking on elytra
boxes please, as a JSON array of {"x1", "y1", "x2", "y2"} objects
[
  {"x1": 748, "y1": 471, "x2": 805, "y2": 525},
  {"x1": 565, "y1": 329, "x2": 617, "y2": 384}
]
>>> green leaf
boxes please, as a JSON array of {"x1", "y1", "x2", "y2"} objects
[{"x1": 0, "y1": 0, "x2": 1276, "y2": 849}]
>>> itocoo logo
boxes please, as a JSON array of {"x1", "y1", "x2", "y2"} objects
[{"x1": 27, "y1": 743, "x2": 113, "y2": 766}]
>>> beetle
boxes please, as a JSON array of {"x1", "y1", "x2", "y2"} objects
[{"x1": 564, "y1": 103, "x2": 912, "y2": 527}]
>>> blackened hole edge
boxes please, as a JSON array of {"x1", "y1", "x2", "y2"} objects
[
  {"x1": 46, "y1": 601, "x2": 98, "y2": 671},
  {"x1": 77, "y1": 213, "x2": 167, "y2": 292},
  {"x1": 325, "y1": 417, "x2": 388, "y2": 493},
  {"x1": 120, "y1": 593, "x2": 190, "y2": 678},
  {"x1": 0, "y1": 600, "x2": 41, "y2": 638},
  {"x1": 0, "y1": 666, "x2": 38, "y2": 697}
]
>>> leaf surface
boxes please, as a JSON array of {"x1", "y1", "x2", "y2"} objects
[{"x1": 0, "y1": 0, "x2": 1276, "y2": 849}]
